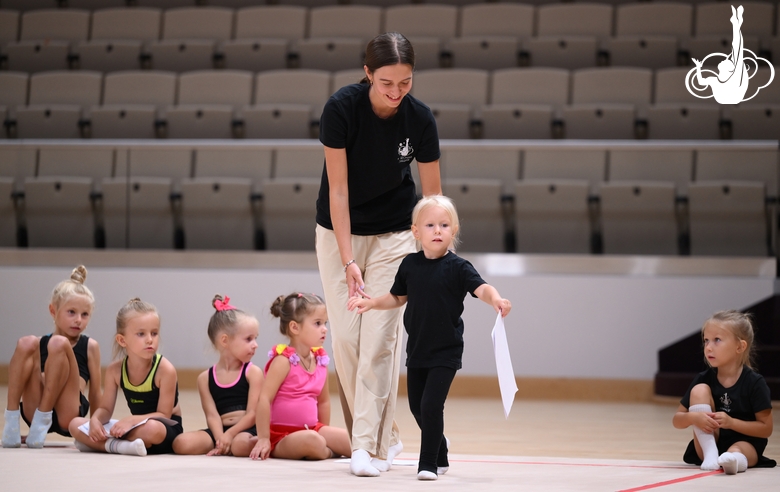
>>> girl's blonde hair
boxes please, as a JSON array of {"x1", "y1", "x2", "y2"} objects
[
  {"x1": 207, "y1": 294, "x2": 255, "y2": 346},
  {"x1": 113, "y1": 298, "x2": 159, "y2": 359},
  {"x1": 51, "y1": 265, "x2": 95, "y2": 310},
  {"x1": 411, "y1": 195, "x2": 461, "y2": 249},
  {"x1": 270, "y1": 293, "x2": 325, "y2": 337},
  {"x1": 702, "y1": 310, "x2": 756, "y2": 369}
]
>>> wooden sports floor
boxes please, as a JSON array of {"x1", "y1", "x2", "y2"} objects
[{"x1": 1, "y1": 386, "x2": 778, "y2": 492}]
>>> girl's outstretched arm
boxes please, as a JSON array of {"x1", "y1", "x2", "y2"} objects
[
  {"x1": 713, "y1": 408, "x2": 773, "y2": 439},
  {"x1": 474, "y1": 284, "x2": 512, "y2": 317},
  {"x1": 347, "y1": 293, "x2": 406, "y2": 314},
  {"x1": 86, "y1": 338, "x2": 102, "y2": 416},
  {"x1": 250, "y1": 356, "x2": 290, "y2": 460}
]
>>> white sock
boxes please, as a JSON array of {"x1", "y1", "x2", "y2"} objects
[
  {"x1": 718, "y1": 451, "x2": 748, "y2": 474},
  {"x1": 438, "y1": 437, "x2": 451, "y2": 475},
  {"x1": 2, "y1": 409, "x2": 21, "y2": 448},
  {"x1": 689, "y1": 404, "x2": 719, "y2": 470},
  {"x1": 417, "y1": 470, "x2": 438, "y2": 481},
  {"x1": 371, "y1": 440, "x2": 404, "y2": 472},
  {"x1": 25, "y1": 409, "x2": 52, "y2": 448},
  {"x1": 74, "y1": 440, "x2": 96, "y2": 453},
  {"x1": 105, "y1": 437, "x2": 147, "y2": 457},
  {"x1": 350, "y1": 449, "x2": 380, "y2": 477}
]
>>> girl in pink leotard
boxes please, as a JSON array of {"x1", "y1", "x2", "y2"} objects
[{"x1": 250, "y1": 293, "x2": 351, "y2": 461}]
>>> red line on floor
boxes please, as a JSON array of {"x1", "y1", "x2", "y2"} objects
[
  {"x1": 617, "y1": 470, "x2": 723, "y2": 492},
  {"x1": 447, "y1": 459, "x2": 693, "y2": 471}
]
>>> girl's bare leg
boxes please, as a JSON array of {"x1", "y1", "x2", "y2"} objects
[
  {"x1": 230, "y1": 433, "x2": 257, "y2": 457},
  {"x1": 318, "y1": 425, "x2": 352, "y2": 457},
  {"x1": 271, "y1": 430, "x2": 331, "y2": 460},
  {"x1": 2, "y1": 336, "x2": 42, "y2": 447},
  {"x1": 172, "y1": 431, "x2": 214, "y2": 455}
]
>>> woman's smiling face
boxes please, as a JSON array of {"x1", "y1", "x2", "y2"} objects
[{"x1": 366, "y1": 63, "x2": 413, "y2": 117}]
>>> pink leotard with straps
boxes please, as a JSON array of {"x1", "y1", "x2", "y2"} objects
[{"x1": 264, "y1": 345, "x2": 329, "y2": 428}]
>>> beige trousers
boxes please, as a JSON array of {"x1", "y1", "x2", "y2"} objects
[{"x1": 315, "y1": 224, "x2": 415, "y2": 459}]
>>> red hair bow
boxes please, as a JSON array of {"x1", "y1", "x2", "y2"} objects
[{"x1": 214, "y1": 296, "x2": 236, "y2": 312}]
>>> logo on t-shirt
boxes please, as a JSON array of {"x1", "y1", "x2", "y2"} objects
[
  {"x1": 720, "y1": 393, "x2": 732, "y2": 413},
  {"x1": 398, "y1": 138, "x2": 414, "y2": 163}
]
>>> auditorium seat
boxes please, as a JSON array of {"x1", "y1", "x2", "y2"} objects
[
  {"x1": 0, "y1": 10, "x2": 20, "y2": 47},
  {"x1": 608, "y1": 149, "x2": 694, "y2": 196},
  {"x1": 696, "y1": 149, "x2": 778, "y2": 199},
  {"x1": 514, "y1": 179, "x2": 592, "y2": 254},
  {"x1": 308, "y1": 5, "x2": 381, "y2": 40},
  {"x1": 600, "y1": 181, "x2": 679, "y2": 255},
  {"x1": 262, "y1": 177, "x2": 320, "y2": 251},
  {"x1": 295, "y1": 38, "x2": 365, "y2": 71},
  {"x1": 603, "y1": 37, "x2": 678, "y2": 70},
  {"x1": 447, "y1": 37, "x2": 520, "y2": 70},
  {"x1": 101, "y1": 177, "x2": 175, "y2": 249},
  {"x1": 274, "y1": 148, "x2": 324, "y2": 179},
  {"x1": 440, "y1": 148, "x2": 520, "y2": 194},
  {"x1": 523, "y1": 36, "x2": 598, "y2": 70},
  {"x1": 37, "y1": 148, "x2": 113, "y2": 180},
  {"x1": 646, "y1": 104, "x2": 721, "y2": 139},
  {"x1": 443, "y1": 179, "x2": 505, "y2": 252},
  {"x1": 615, "y1": 3, "x2": 693, "y2": 37},
  {"x1": 412, "y1": 68, "x2": 488, "y2": 138},
  {"x1": 332, "y1": 69, "x2": 366, "y2": 91},
  {"x1": 523, "y1": 148, "x2": 606, "y2": 194},
  {"x1": 459, "y1": 3, "x2": 534, "y2": 38},
  {"x1": 90, "y1": 7, "x2": 162, "y2": 41},
  {"x1": 234, "y1": 6, "x2": 307, "y2": 41},
  {"x1": 16, "y1": 71, "x2": 102, "y2": 139},
  {"x1": 181, "y1": 177, "x2": 255, "y2": 250},
  {"x1": 24, "y1": 176, "x2": 95, "y2": 248},
  {"x1": 688, "y1": 181, "x2": 768, "y2": 256},
  {"x1": 115, "y1": 148, "x2": 192, "y2": 187},
  {"x1": 195, "y1": 148, "x2": 273, "y2": 191}
]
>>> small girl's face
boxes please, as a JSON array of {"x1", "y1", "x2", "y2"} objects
[
  {"x1": 294, "y1": 305, "x2": 328, "y2": 349},
  {"x1": 50, "y1": 295, "x2": 92, "y2": 341},
  {"x1": 225, "y1": 317, "x2": 259, "y2": 363},
  {"x1": 702, "y1": 322, "x2": 745, "y2": 368},
  {"x1": 117, "y1": 312, "x2": 161, "y2": 360},
  {"x1": 412, "y1": 205, "x2": 456, "y2": 259}
]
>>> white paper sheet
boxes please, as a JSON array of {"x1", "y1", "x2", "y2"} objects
[
  {"x1": 78, "y1": 418, "x2": 148, "y2": 436},
  {"x1": 491, "y1": 312, "x2": 517, "y2": 419}
]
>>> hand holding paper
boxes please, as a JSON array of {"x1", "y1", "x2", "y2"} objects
[{"x1": 491, "y1": 312, "x2": 518, "y2": 419}]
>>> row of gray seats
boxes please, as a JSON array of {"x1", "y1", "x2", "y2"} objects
[
  {"x1": 1, "y1": 145, "x2": 776, "y2": 256},
  {"x1": 2, "y1": 67, "x2": 778, "y2": 139},
  {"x1": 3, "y1": 4, "x2": 780, "y2": 73},
  {"x1": 0, "y1": 175, "x2": 772, "y2": 256}
]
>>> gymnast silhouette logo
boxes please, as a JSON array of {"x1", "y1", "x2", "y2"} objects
[
  {"x1": 397, "y1": 137, "x2": 414, "y2": 163},
  {"x1": 685, "y1": 5, "x2": 774, "y2": 104}
]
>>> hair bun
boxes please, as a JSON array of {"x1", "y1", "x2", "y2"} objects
[
  {"x1": 70, "y1": 265, "x2": 88, "y2": 284},
  {"x1": 212, "y1": 294, "x2": 224, "y2": 310},
  {"x1": 269, "y1": 295, "x2": 285, "y2": 318}
]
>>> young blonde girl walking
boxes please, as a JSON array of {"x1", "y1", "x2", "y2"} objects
[
  {"x1": 348, "y1": 195, "x2": 511, "y2": 480},
  {"x1": 69, "y1": 298, "x2": 183, "y2": 456},
  {"x1": 250, "y1": 293, "x2": 351, "y2": 461},
  {"x1": 673, "y1": 310, "x2": 775, "y2": 474},
  {"x1": 173, "y1": 295, "x2": 263, "y2": 457},
  {"x1": 2, "y1": 265, "x2": 102, "y2": 449}
]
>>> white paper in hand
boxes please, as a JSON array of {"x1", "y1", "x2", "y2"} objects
[{"x1": 491, "y1": 312, "x2": 517, "y2": 418}]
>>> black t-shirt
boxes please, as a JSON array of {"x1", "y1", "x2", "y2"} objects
[
  {"x1": 390, "y1": 251, "x2": 487, "y2": 369},
  {"x1": 681, "y1": 366, "x2": 772, "y2": 446},
  {"x1": 318, "y1": 83, "x2": 440, "y2": 235}
]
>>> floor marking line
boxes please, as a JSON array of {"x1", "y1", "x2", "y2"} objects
[
  {"x1": 448, "y1": 459, "x2": 693, "y2": 471},
  {"x1": 616, "y1": 470, "x2": 723, "y2": 492}
]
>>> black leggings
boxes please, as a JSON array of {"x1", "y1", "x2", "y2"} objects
[{"x1": 406, "y1": 366, "x2": 457, "y2": 474}]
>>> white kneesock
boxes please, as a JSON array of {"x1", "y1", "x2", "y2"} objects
[
  {"x1": 26, "y1": 409, "x2": 52, "y2": 449},
  {"x1": 2, "y1": 409, "x2": 21, "y2": 448},
  {"x1": 718, "y1": 451, "x2": 748, "y2": 474},
  {"x1": 74, "y1": 440, "x2": 96, "y2": 453},
  {"x1": 105, "y1": 437, "x2": 147, "y2": 457},
  {"x1": 350, "y1": 449, "x2": 380, "y2": 477},
  {"x1": 689, "y1": 404, "x2": 719, "y2": 471}
]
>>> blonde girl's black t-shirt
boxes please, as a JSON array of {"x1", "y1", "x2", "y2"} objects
[
  {"x1": 318, "y1": 83, "x2": 440, "y2": 235},
  {"x1": 390, "y1": 251, "x2": 487, "y2": 370}
]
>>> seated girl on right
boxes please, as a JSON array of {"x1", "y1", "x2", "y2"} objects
[
  {"x1": 673, "y1": 310, "x2": 775, "y2": 474},
  {"x1": 249, "y1": 292, "x2": 351, "y2": 461},
  {"x1": 172, "y1": 295, "x2": 263, "y2": 457}
]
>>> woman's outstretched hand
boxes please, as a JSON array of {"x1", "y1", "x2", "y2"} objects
[{"x1": 346, "y1": 262, "x2": 370, "y2": 299}]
